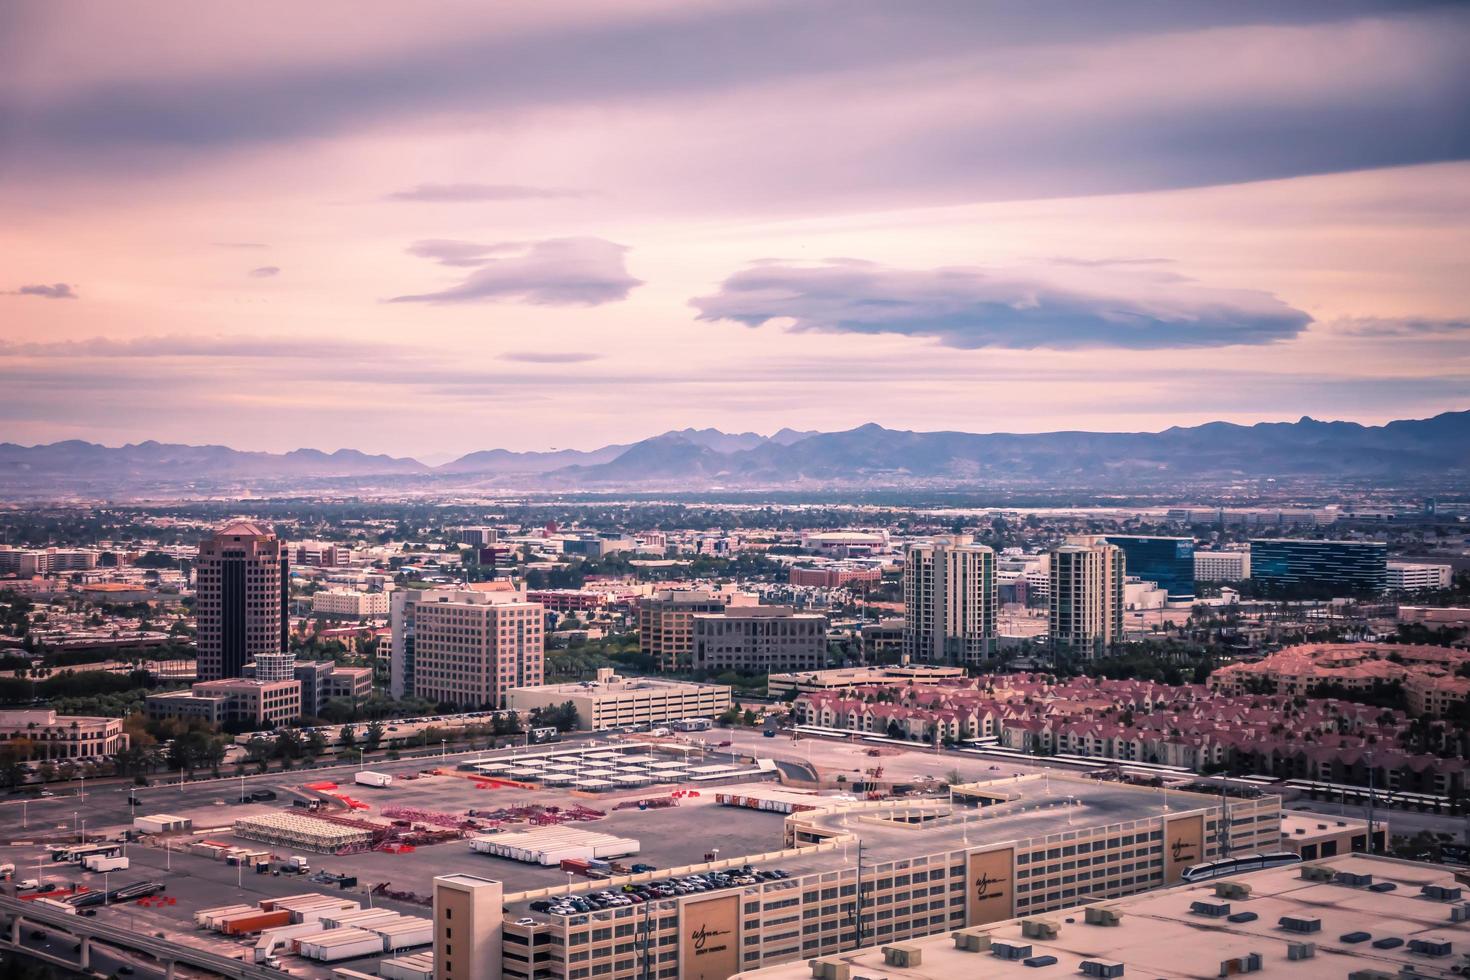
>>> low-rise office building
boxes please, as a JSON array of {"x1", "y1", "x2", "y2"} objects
[
  {"x1": 505, "y1": 668, "x2": 731, "y2": 731},
  {"x1": 311, "y1": 589, "x2": 390, "y2": 618},
  {"x1": 0, "y1": 546, "x2": 99, "y2": 576},
  {"x1": 0, "y1": 708, "x2": 127, "y2": 761},
  {"x1": 291, "y1": 660, "x2": 374, "y2": 717},
  {"x1": 145, "y1": 677, "x2": 302, "y2": 727},
  {"x1": 734, "y1": 854, "x2": 1458, "y2": 980},
  {"x1": 1387, "y1": 562, "x2": 1454, "y2": 591},
  {"x1": 638, "y1": 590, "x2": 755, "y2": 671},
  {"x1": 692, "y1": 606, "x2": 829, "y2": 673},
  {"x1": 767, "y1": 664, "x2": 964, "y2": 699}
]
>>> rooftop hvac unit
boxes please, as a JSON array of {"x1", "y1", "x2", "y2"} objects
[
  {"x1": 1085, "y1": 906, "x2": 1123, "y2": 927},
  {"x1": 1080, "y1": 959, "x2": 1125, "y2": 978},
  {"x1": 1021, "y1": 917, "x2": 1060, "y2": 940},
  {"x1": 808, "y1": 958, "x2": 851, "y2": 980},
  {"x1": 1024, "y1": 955, "x2": 1059, "y2": 968},
  {"x1": 1227, "y1": 912, "x2": 1259, "y2": 924},
  {"x1": 1191, "y1": 901, "x2": 1232, "y2": 918},
  {"x1": 1218, "y1": 952, "x2": 1262, "y2": 976},
  {"x1": 951, "y1": 929, "x2": 991, "y2": 953},
  {"x1": 1408, "y1": 938, "x2": 1453, "y2": 958},
  {"x1": 1215, "y1": 882, "x2": 1252, "y2": 900},
  {"x1": 1449, "y1": 904, "x2": 1470, "y2": 923},
  {"x1": 1346, "y1": 972, "x2": 1395, "y2": 980},
  {"x1": 1278, "y1": 915, "x2": 1321, "y2": 934},
  {"x1": 990, "y1": 940, "x2": 1033, "y2": 961},
  {"x1": 1368, "y1": 882, "x2": 1398, "y2": 893},
  {"x1": 1336, "y1": 871, "x2": 1373, "y2": 888},
  {"x1": 1422, "y1": 884, "x2": 1463, "y2": 902},
  {"x1": 1299, "y1": 865, "x2": 1335, "y2": 883},
  {"x1": 881, "y1": 943, "x2": 923, "y2": 968},
  {"x1": 1286, "y1": 942, "x2": 1316, "y2": 961}
]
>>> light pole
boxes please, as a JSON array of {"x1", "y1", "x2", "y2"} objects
[
  {"x1": 441, "y1": 739, "x2": 447, "y2": 761},
  {"x1": 21, "y1": 799, "x2": 27, "y2": 829},
  {"x1": 566, "y1": 871, "x2": 574, "y2": 895},
  {"x1": 79, "y1": 771, "x2": 85, "y2": 800},
  {"x1": 240, "y1": 773, "x2": 246, "y2": 805},
  {"x1": 357, "y1": 748, "x2": 365, "y2": 771},
  {"x1": 103, "y1": 871, "x2": 110, "y2": 905},
  {"x1": 165, "y1": 838, "x2": 171, "y2": 871}
]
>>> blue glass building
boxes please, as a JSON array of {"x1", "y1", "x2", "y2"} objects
[
  {"x1": 1249, "y1": 539, "x2": 1387, "y2": 594},
  {"x1": 1103, "y1": 535, "x2": 1195, "y2": 602}
]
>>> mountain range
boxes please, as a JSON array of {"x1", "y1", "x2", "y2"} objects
[{"x1": 1, "y1": 413, "x2": 1464, "y2": 495}]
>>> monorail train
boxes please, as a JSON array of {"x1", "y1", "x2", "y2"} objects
[{"x1": 1181, "y1": 851, "x2": 1302, "y2": 883}]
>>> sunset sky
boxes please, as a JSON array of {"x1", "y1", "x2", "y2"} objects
[{"x1": 3, "y1": 1, "x2": 1468, "y2": 462}]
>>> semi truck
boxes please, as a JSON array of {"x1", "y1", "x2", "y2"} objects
[
  {"x1": 82, "y1": 855, "x2": 130, "y2": 872},
  {"x1": 354, "y1": 771, "x2": 393, "y2": 788}
]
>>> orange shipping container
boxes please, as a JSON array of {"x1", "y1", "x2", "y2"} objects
[{"x1": 222, "y1": 910, "x2": 292, "y2": 935}]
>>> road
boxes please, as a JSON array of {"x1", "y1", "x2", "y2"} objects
[{"x1": 10, "y1": 925, "x2": 166, "y2": 979}]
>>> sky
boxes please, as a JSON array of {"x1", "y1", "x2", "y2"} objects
[{"x1": 2, "y1": 1, "x2": 1468, "y2": 462}]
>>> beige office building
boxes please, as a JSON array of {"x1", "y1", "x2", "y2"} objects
[
  {"x1": 1049, "y1": 536, "x2": 1124, "y2": 658},
  {"x1": 145, "y1": 677, "x2": 302, "y2": 727},
  {"x1": 638, "y1": 590, "x2": 742, "y2": 671},
  {"x1": 312, "y1": 589, "x2": 390, "y2": 618},
  {"x1": 0, "y1": 709, "x2": 127, "y2": 761},
  {"x1": 903, "y1": 537, "x2": 996, "y2": 665},
  {"x1": 411, "y1": 591, "x2": 544, "y2": 709},
  {"x1": 469, "y1": 775, "x2": 1279, "y2": 980},
  {"x1": 692, "y1": 606, "x2": 829, "y2": 673},
  {"x1": 506, "y1": 668, "x2": 730, "y2": 731}
]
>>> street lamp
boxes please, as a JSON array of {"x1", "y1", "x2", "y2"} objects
[
  {"x1": 357, "y1": 747, "x2": 365, "y2": 771},
  {"x1": 566, "y1": 871, "x2": 574, "y2": 895},
  {"x1": 79, "y1": 771, "x2": 85, "y2": 800},
  {"x1": 21, "y1": 798, "x2": 27, "y2": 829},
  {"x1": 441, "y1": 739, "x2": 447, "y2": 760}
]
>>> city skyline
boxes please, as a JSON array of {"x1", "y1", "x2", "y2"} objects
[{"x1": 3, "y1": 2, "x2": 1468, "y2": 459}]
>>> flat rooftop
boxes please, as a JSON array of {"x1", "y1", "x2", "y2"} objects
[
  {"x1": 1280, "y1": 809, "x2": 1371, "y2": 842},
  {"x1": 800, "y1": 775, "x2": 1222, "y2": 867},
  {"x1": 509, "y1": 677, "x2": 727, "y2": 695},
  {"x1": 737, "y1": 854, "x2": 1468, "y2": 978}
]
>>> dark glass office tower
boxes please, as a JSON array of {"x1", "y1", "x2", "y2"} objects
[{"x1": 1104, "y1": 535, "x2": 1196, "y2": 602}]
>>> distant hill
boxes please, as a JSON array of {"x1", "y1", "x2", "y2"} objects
[
  {"x1": 0, "y1": 439, "x2": 426, "y2": 493},
  {"x1": 1, "y1": 411, "x2": 1464, "y2": 494}
]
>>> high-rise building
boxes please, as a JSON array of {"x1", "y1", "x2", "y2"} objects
[
  {"x1": 195, "y1": 522, "x2": 290, "y2": 681},
  {"x1": 902, "y1": 537, "x2": 996, "y2": 665},
  {"x1": 1250, "y1": 539, "x2": 1387, "y2": 594},
  {"x1": 1049, "y1": 536, "x2": 1124, "y2": 658},
  {"x1": 398, "y1": 590, "x2": 543, "y2": 708},
  {"x1": 1103, "y1": 535, "x2": 1194, "y2": 601}
]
